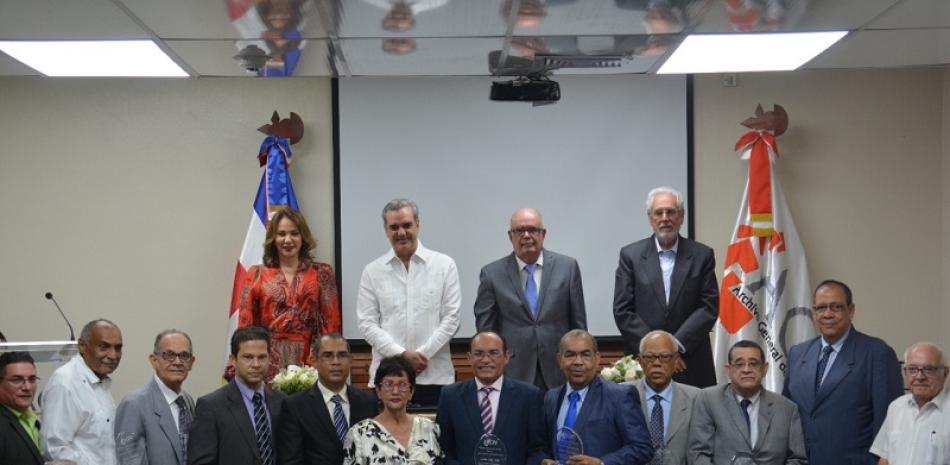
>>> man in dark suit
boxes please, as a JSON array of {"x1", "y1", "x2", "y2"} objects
[
  {"x1": 542, "y1": 330, "x2": 653, "y2": 465},
  {"x1": 0, "y1": 352, "x2": 43, "y2": 465},
  {"x1": 782, "y1": 279, "x2": 903, "y2": 465},
  {"x1": 688, "y1": 340, "x2": 807, "y2": 465},
  {"x1": 277, "y1": 333, "x2": 377, "y2": 465},
  {"x1": 188, "y1": 326, "x2": 285, "y2": 465},
  {"x1": 115, "y1": 329, "x2": 197, "y2": 465},
  {"x1": 437, "y1": 331, "x2": 546, "y2": 465},
  {"x1": 613, "y1": 186, "x2": 719, "y2": 388},
  {"x1": 475, "y1": 207, "x2": 587, "y2": 390}
]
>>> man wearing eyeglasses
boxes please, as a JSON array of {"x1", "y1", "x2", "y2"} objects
[
  {"x1": 437, "y1": 331, "x2": 546, "y2": 465},
  {"x1": 630, "y1": 330, "x2": 699, "y2": 465},
  {"x1": 782, "y1": 279, "x2": 903, "y2": 465},
  {"x1": 688, "y1": 340, "x2": 807, "y2": 465},
  {"x1": 475, "y1": 207, "x2": 587, "y2": 391},
  {"x1": 871, "y1": 342, "x2": 949, "y2": 465},
  {"x1": 114, "y1": 330, "x2": 196, "y2": 465},
  {"x1": 613, "y1": 187, "x2": 719, "y2": 389},
  {"x1": 277, "y1": 333, "x2": 378, "y2": 465},
  {"x1": 0, "y1": 352, "x2": 44, "y2": 465}
]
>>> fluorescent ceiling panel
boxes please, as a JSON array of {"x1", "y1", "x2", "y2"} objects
[
  {"x1": 657, "y1": 31, "x2": 848, "y2": 74},
  {"x1": 0, "y1": 40, "x2": 188, "y2": 77}
]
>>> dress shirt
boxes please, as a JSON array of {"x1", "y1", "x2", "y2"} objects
[
  {"x1": 871, "y1": 388, "x2": 950, "y2": 465},
  {"x1": 515, "y1": 254, "x2": 544, "y2": 294},
  {"x1": 357, "y1": 242, "x2": 461, "y2": 385},
  {"x1": 733, "y1": 388, "x2": 762, "y2": 449},
  {"x1": 556, "y1": 384, "x2": 591, "y2": 430},
  {"x1": 152, "y1": 374, "x2": 184, "y2": 431},
  {"x1": 654, "y1": 237, "x2": 679, "y2": 304},
  {"x1": 234, "y1": 378, "x2": 272, "y2": 431},
  {"x1": 5, "y1": 406, "x2": 40, "y2": 448},
  {"x1": 474, "y1": 376, "x2": 504, "y2": 425},
  {"x1": 40, "y1": 355, "x2": 118, "y2": 465},
  {"x1": 316, "y1": 380, "x2": 351, "y2": 425},
  {"x1": 644, "y1": 382, "x2": 673, "y2": 439},
  {"x1": 818, "y1": 327, "x2": 851, "y2": 385}
]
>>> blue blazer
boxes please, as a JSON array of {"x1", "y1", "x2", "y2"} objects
[
  {"x1": 543, "y1": 377, "x2": 654, "y2": 465},
  {"x1": 437, "y1": 377, "x2": 546, "y2": 465},
  {"x1": 782, "y1": 328, "x2": 903, "y2": 465}
]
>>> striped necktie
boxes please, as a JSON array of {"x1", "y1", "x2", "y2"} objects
[
  {"x1": 480, "y1": 386, "x2": 494, "y2": 433},
  {"x1": 331, "y1": 394, "x2": 348, "y2": 442},
  {"x1": 252, "y1": 392, "x2": 274, "y2": 465},
  {"x1": 175, "y1": 396, "x2": 192, "y2": 464}
]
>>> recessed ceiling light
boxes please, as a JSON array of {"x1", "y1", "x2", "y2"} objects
[
  {"x1": 0, "y1": 40, "x2": 188, "y2": 77},
  {"x1": 657, "y1": 31, "x2": 848, "y2": 74}
]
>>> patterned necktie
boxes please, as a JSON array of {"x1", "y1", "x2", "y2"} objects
[
  {"x1": 649, "y1": 394, "x2": 664, "y2": 460},
  {"x1": 740, "y1": 398, "x2": 752, "y2": 434},
  {"x1": 175, "y1": 396, "x2": 192, "y2": 464},
  {"x1": 331, "y1": 394, "x2": 348, "y2": 443},
  {"x1": 815, "y1": 345, "x2": 834, "y2": 392},
  {"x1": 252, "y1": 392, "x2": 275, "y2": 465},
  {"x1": 479, "y1": 386, "x2": 494, "y2": 433},
  {"x1": 524, "y1": 264, "x2": 539, "y2": 319}
]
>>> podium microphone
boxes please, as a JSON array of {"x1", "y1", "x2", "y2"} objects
[{"x1": 45, "y1": 292, "x2": 76, "y2": 341}]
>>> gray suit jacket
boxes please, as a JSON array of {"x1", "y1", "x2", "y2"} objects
[
  {"x1": 632, "y1": 379, "x2": 699, "y2": 465},
  {"x1": 687, "y1": 384, "x2": 807, "y2": 465},
  {"x1": 474, "y1": 249, "x2": 587, "y2": 387},
  {"x1": 114, "y1": 377, "x2": 196, "y2": 465}
]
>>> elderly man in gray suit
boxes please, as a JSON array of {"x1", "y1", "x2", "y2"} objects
[
  {"x1": 475, "y1": 207, "x2": 587, "y2": 390},
  {"x1": 688, "y1": 340, "x2": 807, "y2": 465},
  {"x1": 115, "y1": 329, "x2": 197, "y2": 465},
  {"x1": 630, "y1": 330, "x2": 698, "y2": 465}
]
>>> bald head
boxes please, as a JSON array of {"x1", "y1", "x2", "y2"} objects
[{"x1": 508, "y1": 208, "x2": 546, "y2": 264}]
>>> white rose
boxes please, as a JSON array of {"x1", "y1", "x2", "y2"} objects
[
  {"x1": 624, "y1": 367, "x2": 641, "y2": 381},
  {"x1": 601, "y1": 367, "x2": 620, "y2": 381}
]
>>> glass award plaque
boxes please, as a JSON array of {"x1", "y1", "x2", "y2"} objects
[
  {"x1": 474, "y1": 433, "x2": 507, "y2": 465},
  {"x1": 555, "y1": 427, "x2": 583, "y2": 465}
]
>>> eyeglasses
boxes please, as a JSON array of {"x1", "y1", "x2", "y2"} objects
[
  {"x1": 2, "y1": 376, "x2": 41, "y2": 386},
  {"x1": 650, "y1": 208, "x2": 680, "y2": 219},
  {"x1": 639, "y1": 353, "x2": 678, "y2": 363},
  {"x1": 470, "y1": 350, "x2": 506, "y2": 360},
  {"x1": 812, "y1": 303, "x2": 848, "y2": 314},
  {"x1": 729, "y1": 361, "x2": 763, "y2": 370},
  {"x1": 509, "y1": 227, "x2": 544, "y2": 236},
  {"x1": 378, "y1": 381, "x2": 412, "y2": 392},
  {"x1": 903, "y1": 365, "x2": 947, "y2": 377},
  {"x1": 318, "y1": 352, "x2": 351, "y2": 361},
  {"x1": 156, "y1": 351, "x2": 194, "y2": 363}
]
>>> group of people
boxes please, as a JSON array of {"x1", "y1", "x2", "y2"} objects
[{"x1": 0, "y1": 186, "x2": 946, "y2": 465}]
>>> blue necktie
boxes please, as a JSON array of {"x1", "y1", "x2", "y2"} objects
[
  {"x1": 563, "y1": 391, "x2": 579, "y2": 429},
  {"x1": 740, "y1": 398, "x2": 752, "y2": 437},
  {"x1": 252, "y1": 393, "x2": 274, "y2": 465},
  {"x1": 175, "y1": 396, "x2": 192, "y2": 464},
  {"x1": 815, "y1": 345, "x2": 834, "y2": 393},
  {"x1": 331, "y1": 394, "x2": 348, "y2": 443},
  {"x1": 649, "y1": 394, "x2": 665, "y2": 464},
  {"x1": 524, "y1": 263, "x2": 539, "y2": 319}
]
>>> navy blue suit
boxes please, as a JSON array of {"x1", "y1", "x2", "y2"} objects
[
  {"x1": 782, "y1": 328, "x2": 903, "y2": 465},
  {"x1": 437, "y1": 377, "x2": 546, "y2": 465},
  {"x1": 543, "y1": 377, "x2": 654, "y2": 465}
]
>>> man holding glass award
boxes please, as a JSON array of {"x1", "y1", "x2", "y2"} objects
[
  {"x1": 687, "y1": 340, "x2": 807, "y2": 465},
  {"x1": 436, "y1": 331, "x2": 546, "y2": 465},
  {"x1": 542, "y1": 330, "x2": 654, "y2": 465}
]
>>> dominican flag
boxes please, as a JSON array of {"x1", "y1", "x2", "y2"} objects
[
  {"x1": 224, "y1": 135, "x2": 299, "y2": 368},
  {"x1": 712, "y1": 130, "x2": 815, "y2": 391}
]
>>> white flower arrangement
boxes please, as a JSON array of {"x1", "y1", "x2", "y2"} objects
[
  {"x1": 270, "y1": 364, "x2": 318, "y2": 395},
  {"x1": 600, "y1": 354, "x2": 644, "y2": 383}
]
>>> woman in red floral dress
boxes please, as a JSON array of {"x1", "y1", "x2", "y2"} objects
[{"x1": 236, "y1": 208, "x2": 341, "y2": 380}]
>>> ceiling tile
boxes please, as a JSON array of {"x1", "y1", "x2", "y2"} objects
[
  {"x1": 0, "y1": 52, "x2": 41, "y2": 75},
  {"x1": 806, "y1": 28, "x2": 950, "y2": 68},
  {"x1": 340, "y1": 37, "x2": 502, "y2": 75},
  {"x1": 338, "y1": 0, "x2": 507, "y2": 38},
  {"x1": 512, "y1": 0, "x2": 700, "y2": 36},
  {"x1": 691, "y1": 0, "x2": 902, "y2": 33},
  {"x1": 165, "y1": 39, "x2": 332, "y2": 76},
  {"x1": 867, "y1": 0, "x2": 950, "y2": 29},
  {"x1": 0, "y1": 0, "x2": 149, "y2": 39}
]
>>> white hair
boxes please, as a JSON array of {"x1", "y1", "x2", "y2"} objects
[
  {"x1": 638, "y1": 330, "x2": 678, "y2": 354},
  {"x1": 645, "y1": 187, "x2": 685, "y2": 215},
  {"x1": 904, "y1": 342, "x2": 946, "y2": 366}
]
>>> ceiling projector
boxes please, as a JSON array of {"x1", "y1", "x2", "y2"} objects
[{"x1": 490, "y1": 74, "x2": 560, "y2": 103}]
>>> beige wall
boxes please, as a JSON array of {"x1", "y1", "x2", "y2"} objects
[
  {"x1": 944, "y1": 67, "x2": 950, "y2": 347},
  {"x1": 0, "y1": 77, "x2": 334, "y2": 398},
  {"x1": 694, "y1": 68, "x2": 947, "y2": 359}
]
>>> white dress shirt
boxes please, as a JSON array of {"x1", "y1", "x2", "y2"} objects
[
  {"x1": 871, "y1": 388, "x2": 950, "y2": 465},
  {"x1": 153, "y1": 374, "x2": 183, "y2": 431},
  {"x1": 317, "y1": 380, "x2": 351, "y2": 425},
  {"x1": 357, "y1": 242, "x2": 461, "y2": 385},
  {"x1": 515, "y1": 254, "x2": 543, "y2": 295},
  {"x1": 734, "y1": 388, "x2": 762, "y2": 449},
  {"x1": 40, "y1": 355, "x2": 118, "y2": 465}
]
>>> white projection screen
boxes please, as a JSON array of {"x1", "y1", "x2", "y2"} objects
[{"x1": 338, "y1": 75, "x2": 689, "y2": 338}]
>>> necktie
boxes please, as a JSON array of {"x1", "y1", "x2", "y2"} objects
[
  {"x1": 649, "y1": 394, "x2": 665, "y2": 464},
  {"x1": 331, "y1": 394, "x2": 348, "y2": 443},
  {"x1": 525, "y1": 264, "x2": 539, "y2": 319},
  {"x1": 175, "y1": 396, "x2": 192, "y2": 463},
  {"x1": 479, "y1": 386, "x2": 494, "y2": 433},
  {"x1": 815, "y1": 345, "x2": 834, "y2": 392},
  {"x1": 558, "y1": 391, "x2": 581, "y2": 458},
  {"x1": 252, "y1": 393, "x2": 275, "y2": 465},
  {"x1": 740, "y1": 398, "x2": 752, "y2": 434}
]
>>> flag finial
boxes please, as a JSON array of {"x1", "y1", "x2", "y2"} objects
[
  {"x1": 258, "y1": 111, "x2": 304, "y2": 145},
  {"x1": 740, "y1": 104, "x2": 788, "y2": 136}
]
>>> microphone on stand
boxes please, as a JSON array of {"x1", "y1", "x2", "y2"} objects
[{"x1": 45, "y1": 292, "x2": 76, "y2": 341}]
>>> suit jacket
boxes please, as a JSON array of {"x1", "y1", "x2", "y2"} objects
[
  {"x1": 782, "y1": 328, "x2": 903, "y2": 465},
  {"x1": 0, "y1": 407, "x2": 43, "y2": 465},
  {"x1": 437, "y1": 377, "x2": 546, "y2": 465},
  {"x1": 632, "y1": 379, "x2": 699, "y2": 465},
  {"x1": 543, "y1": 377, "x2": 654, "y2": 465},
  {"x1": 114, "y1": 377, "x2": 196, "y2": 465},
  {"x1": 276, "y1": 383, "x2": 378, "y2": 465},
  {"x1": 187, "y1": 381, "x2": 285, "y2": 465},
  {"x1": 474, "y1": 250, "x2": 587, "y2": 388},
  {"x1": 688, "y1": 384, "x2": 807, "y2": 465},
  {"x1": 612, "y1": 235, "x2": 719, "y2": 387}
]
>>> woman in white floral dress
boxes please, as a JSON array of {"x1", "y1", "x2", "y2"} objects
[{"x1": 343, "y1": 356, "x2": 443, "y2": 465}]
